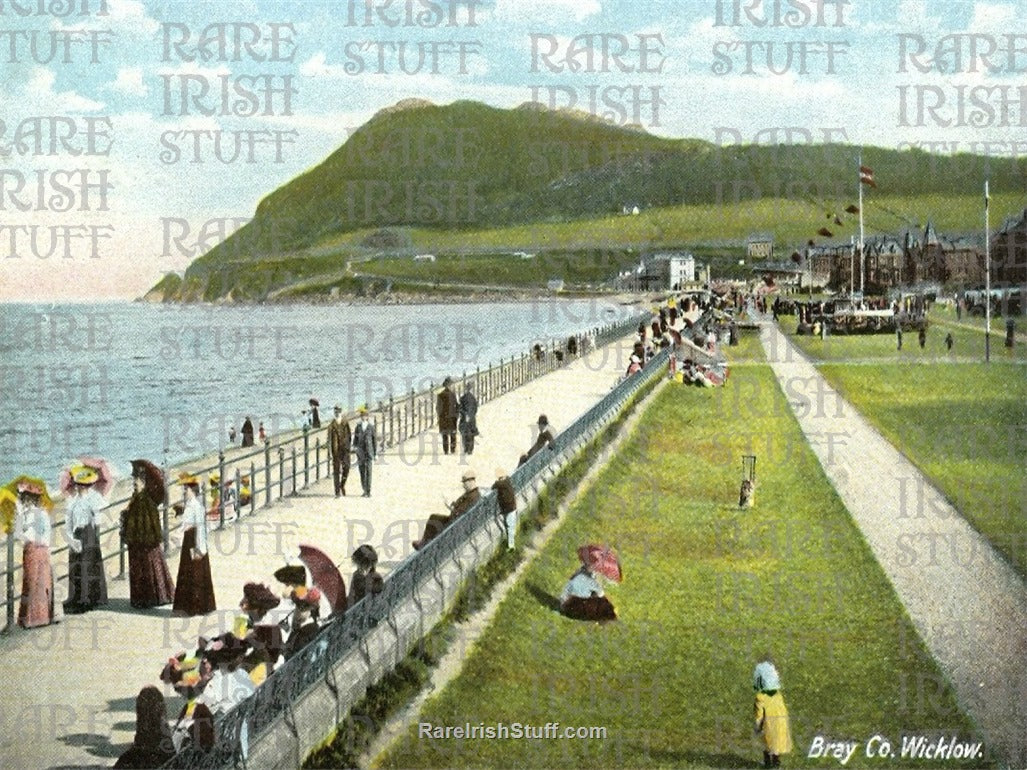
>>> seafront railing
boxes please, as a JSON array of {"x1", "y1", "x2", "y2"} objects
[
  {"x1": 0, "y1": 314, "x2": 645, "y2": 630},
  {"x1": 164, "y1": 346, "x2": 671, "y2": 769}
]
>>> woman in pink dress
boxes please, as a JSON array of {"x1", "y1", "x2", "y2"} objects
[{"x1": 14, "y1": 482, "x2": 54, "y2": 628}]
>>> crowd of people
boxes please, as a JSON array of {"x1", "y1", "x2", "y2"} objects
[{"x1": 114, "y1": 541, "x2": 386, "y2": 765}]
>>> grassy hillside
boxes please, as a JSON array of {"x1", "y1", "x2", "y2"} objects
[{"x1": 158, "y1": 99, "x2": 1027, "y2": 301}]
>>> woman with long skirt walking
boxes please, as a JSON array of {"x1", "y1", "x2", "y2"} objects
[
  {"x1": 122, "y1": 460, "x2": 175, "y2": 608},
  {"x1": 172, "y1": 475, "x2": 216, "y2": 615},
  {"x1": 63, "y1": 465, "x2": 109, "y2": 614}
]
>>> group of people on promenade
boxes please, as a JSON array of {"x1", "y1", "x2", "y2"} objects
[{"x1": 116, "y1": 542, "x2": 385, "y2": 766}]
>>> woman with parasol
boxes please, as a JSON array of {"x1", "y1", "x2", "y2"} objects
[
  {"x1": 172, "y1": 474, "x2": 216, "y2": 616},
  {"x1": 121, "y1": 459, "x2": 175, "y2": 609},
  {"x1": 559, "y1": 545, "x2": 621, "y2": 622},
  {"x1": 5, "y1": 478, "x2": 55, "y2": 628},
  {"x1": 62, "y1": 461, "x2": 111, "y2": 614}
]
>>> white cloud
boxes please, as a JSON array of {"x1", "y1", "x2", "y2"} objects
[
  {"x1": 493, "y1": 0, "x2": 601, "y2": 24},
  {"x1": 26, "y1": 68, "x2": 105, "y2": 112},
  {"x1": 112, "y1": 67, "x2": 148, "y2": 96}
]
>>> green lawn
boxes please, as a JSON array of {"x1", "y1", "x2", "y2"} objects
[
  {"x1": 815, "y1": 362, "x2": 1027, "y2": 577},
  {"x1": 786, "y1": 320, "x2": 1026, "y2": 363},
  {"x1": 376, "y1": 352, "x2": 983, "y2": 768}
]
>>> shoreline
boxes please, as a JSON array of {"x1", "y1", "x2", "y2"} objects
[{"x1": 136, "y1": 290, "x2": 648, "y2": 308}]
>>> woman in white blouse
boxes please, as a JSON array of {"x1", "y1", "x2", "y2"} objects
[
  {"x1": 63, "y1": 466, "x2": 109, "y2": 614},
  {"x1": 14, "y1": 483, "x2": 55, "y2": 628},
  {"x1": 172, "y1": 475, "x2": 216, "y2": 616}
]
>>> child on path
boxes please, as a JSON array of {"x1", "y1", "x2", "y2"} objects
[{"x1": 753, "y1": 658, "x2": 792, "y2": 768}]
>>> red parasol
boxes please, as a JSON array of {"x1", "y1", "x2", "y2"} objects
[
  {"x1": 298, "y1": 544, "x2": 347, "y2": 615},
  {"x1": 59, "y1": 456, "x2": 116, "y2": 497},
  {"x1": 577, "y1": 544, "x2": 622, "y2": 583},
  {"x1": 130, "y1": 459, "x2": 165, "y2": 505}
]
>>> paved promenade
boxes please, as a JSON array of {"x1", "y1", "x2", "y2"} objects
[
  {"x1": 0, "y1": 335, "x2": 636, "y2": 770},
  {"x1": 761, "y1": 324, "x2": 1027, "y2": 767}
]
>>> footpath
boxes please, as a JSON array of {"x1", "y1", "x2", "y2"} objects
[
  {"x1": 761, "y1": 324, "x2": 1027, "y2": 768},
  {"x1": 0, "y1": 335, "x2": 636, "y2": 770}
]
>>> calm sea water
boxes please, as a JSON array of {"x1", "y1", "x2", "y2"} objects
[{"x1": 0, "y1": 299, "x2": 630, "y2": 484}]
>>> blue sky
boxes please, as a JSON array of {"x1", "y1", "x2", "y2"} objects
[{"x1": 1, "y1": 0, "x2": 1024, "y2": 299}]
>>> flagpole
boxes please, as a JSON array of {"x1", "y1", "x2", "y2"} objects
[
  {"x1": 849, "y1": 235, "x2": 855, "y2": 299},
  {"x1": 985, "y1": 180, "x2": 991, "y2": 363},
  {"x1": 858, "y1": 152, "x2": 865, "y2": 297}
]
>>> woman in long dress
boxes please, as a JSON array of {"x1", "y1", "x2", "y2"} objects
[
  {"x1": 14, "y1": 483, "x2": 54, "y2": 628},
  {"x1": 172, "y1": 475, "x2": 216, "y2": 616},
  {"x1": 63, "y1": 466, "x2": 108, "y2": 614},
  {"x1": 122, "y1": 461, "x2": 175, "y2": 608}
]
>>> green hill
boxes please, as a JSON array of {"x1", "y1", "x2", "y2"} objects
[{"x1": 161, "y1": 99, "x2": 1027, "y2": 301}]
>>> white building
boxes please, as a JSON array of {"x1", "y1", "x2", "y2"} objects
[{"x1": 642, "y1": 252, "x2": 696, "y2": 290}]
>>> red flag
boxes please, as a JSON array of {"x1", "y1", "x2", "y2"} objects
[{"x1": 860, "y1": 165, "x2": 876, "y2": 187}]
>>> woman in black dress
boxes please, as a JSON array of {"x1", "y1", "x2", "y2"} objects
[{"x1": 172, "y1": 475, "x2": 216, "y2": 616}]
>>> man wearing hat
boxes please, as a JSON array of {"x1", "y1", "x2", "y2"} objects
[
  {"x1": 351, "y1": 406, "x2": 376, "y2": 497},
  {"x1": 436, "y1": 377, "x2": 459, "y2": 455},
  {"x1": 519, "y1": 415, "x2": 556, "y2": 466},
  {"x1": 412, "y1": 469, "x2": 481, "y2": 550},
  {"x1": 328, "y1": 405, "x2": 352, "y2": 497}
]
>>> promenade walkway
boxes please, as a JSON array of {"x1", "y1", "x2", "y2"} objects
[
  {"x1": 761, "y1": 324, "x2": 1027, "y2": 767},
  {"x1": 0, "y1": 335, "x2": 636, "y2": 770}
]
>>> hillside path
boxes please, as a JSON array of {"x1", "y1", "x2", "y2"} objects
[{"x1": 760, "y1": 324, "x2": 1027, "y2": 767}]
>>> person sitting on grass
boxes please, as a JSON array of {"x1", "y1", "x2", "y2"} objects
[
  {"x1": 558, "y1": 564, "x2": 616, "y2": 622},
  {"x1": 753, "y1": 658, "x2": 793, "y2": 768}
]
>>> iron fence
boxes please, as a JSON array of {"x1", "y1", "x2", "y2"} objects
[
  {"x1": 163, "y1": 347, "x2": 669, "y2": 769},
  {"x1": 1, "y1": 315, "x2": 645, "y2": 630}
]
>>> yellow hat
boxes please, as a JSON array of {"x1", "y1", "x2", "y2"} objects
[
  {"x1": 178, "y1": 472, "x2": 199, "y2": 486},
  {"x1": 70, "y1": 465, "x2": 99, "y2": 485}
]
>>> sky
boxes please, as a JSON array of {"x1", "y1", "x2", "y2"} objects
[{"x1": 0, "y1": 0, "x2": 1025, "y2": 300}]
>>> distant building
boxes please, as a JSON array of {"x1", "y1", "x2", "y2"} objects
[
  {"x1": 804, "y1": 223, "x2": 986, "y2": 292},
  {"x1": 413, "y1": 254, "x2": 436, "y2": 262},
  {"x1": 547, "y1": 278, "x2": 565, "y2": 291},
  {"x1": 747, "y1": 233, "x2": 774, "y2": 261},
  {"x1": 641, "y1": 252, "x2": 696, "y2": 290},
  {"x1": 992, "y1": 208, "x2": 1027, "y2": 286}
]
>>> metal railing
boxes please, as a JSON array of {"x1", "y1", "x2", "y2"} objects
[
  {"x1": 1, "y1": 315, "x2": 646, "y2": 630},
  {"x1": 164, "y1": 347, "x2": 670, "y2": 768}
]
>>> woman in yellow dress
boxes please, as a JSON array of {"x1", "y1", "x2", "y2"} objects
[{"x1": 753, "y1": 659, "x2": 792, "y2": 768}]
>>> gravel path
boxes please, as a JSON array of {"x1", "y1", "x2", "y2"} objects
[{"x1": 761, "y1": 324, "x2": 1027, "y2": 767}]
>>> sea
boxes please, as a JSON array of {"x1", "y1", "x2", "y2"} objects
[{"x1": 0, "y1": 299, "x2": 632, "y2": 485}]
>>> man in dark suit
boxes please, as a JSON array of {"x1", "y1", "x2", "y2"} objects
[
  {"x1": 328, "y1": 406, "x2": 352, "y2": 497},
  {"x1": 352, "y1": 406, "x2": 376, "y2": 497},
  {"x1": 458, "y1": 383, "x2": 479, "y2": 455},
  {"x1": 436, "y1": 377, "x2": 458, "y2": 455}
]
